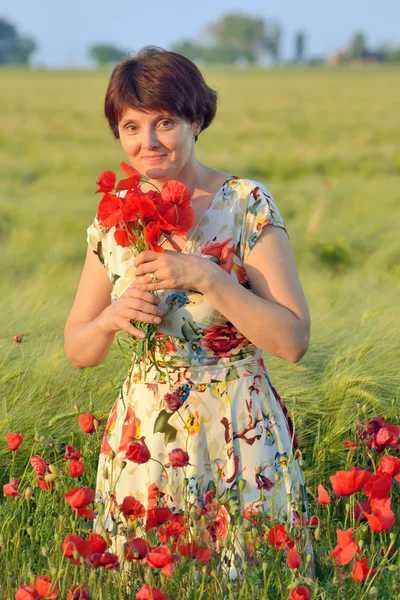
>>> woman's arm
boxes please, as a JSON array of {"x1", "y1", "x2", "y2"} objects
[
  {"x1": 64, "y1": 248, "x2": 163, "y2": 369},
  {"x1": 197, "y1": 226, "x2": 310, "y2": 363}
]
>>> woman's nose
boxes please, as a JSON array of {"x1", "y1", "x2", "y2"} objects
[{"x1": 141, "y1": 127, "x2": 159, "y2": 150}]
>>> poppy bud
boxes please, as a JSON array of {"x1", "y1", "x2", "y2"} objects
[
  {"x1": 26, "y1": 527, "x2": 33, "y2": 537},
  {"x1": 73, "y1": 404, "x2": 80, "y2": 413},
  {"x1": 236, "y1": 515, "x2": 243, "y2": 526},
  {"x1": 368, "y1": 587, "x2": 379, "y2": 599},
  {"x1": 314, "y1": 526, "x2": 321, "y2": 541},
  {"x1": 359, "y1": 539, "x2": 364, "y2": 551},
  {"x1": 54, "y1": 533, "x2": 59, "y2": 542},
  {"x1": 41, "y1": 546, "x2": 48, "y2": 557},
  {"x1": 103, "y1": 468, "x2": 109, "y2": 480},
  {"x1": 73, "y1": 549, "x2": 80, "y2": 561},
  {"x1": 183, "y1": 477, "x2": 189, "y2": 487},
  {"x1": 24, "y1": 487, "x2": 33, "y2": 500},
  {"x1": 120, "y1": 461, "x2": 127, "y2": 470},
  {"x1": 305, "y1": 553, "x2": 313, "y2": 565},
  {"x1": 48, "y1": 464, "x2": 58, "y2": 475},
  {"x1": 109, "y1": 449, "x2": 116, "y2": 460},
  {"x1": 389, "y1": 533, "x2": 396, "y2": 543},
  {"x1": 44, "y1": 473, "x2": 57, "y2": 483},
  {"x1": 238, "y1": 479, "x2": 246, "y2": 491},
  {"x1": 362, "y1": 404, "x2": 367, "y2": 414},
  {"x1": 274, "y1": 472, "x2": 280, "y2": 482},
  {"x1": 50, "y1": 567, "x2": 57, "y2": 578}
]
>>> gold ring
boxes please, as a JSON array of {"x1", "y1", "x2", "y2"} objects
[{"x1": 150, "y1": 273, "x2": 159, "y2": 284}]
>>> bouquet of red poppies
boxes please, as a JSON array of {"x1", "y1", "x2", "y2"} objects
[{"x1": 94, "y1": 162, "x2": 194, "y2": 381}]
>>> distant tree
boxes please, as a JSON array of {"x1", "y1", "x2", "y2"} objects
[
  {"x1": 294, "y1": 31, "x2": 306, "y2": 63},
  {"x1": 170, "y1": 40, "x2": 204, "y2": 63},
  {"x1": 349, "y1": 32, "x2": 367, "y2": 60},
  {"x1": 0, "y1": 18, "x2": 37, "y2": 65},
  {"x1": 263, "y1": 21, "x2": 282, "y2": 63},
  {"x1": 88, "y1": 44, "x2": 127, "y2": 66}
]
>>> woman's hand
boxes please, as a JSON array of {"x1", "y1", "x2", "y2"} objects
[
  {"x1": 96, "y1": 286, "x2": 164, "y2": 338},
  {"x1": 132, "y1": 250, "x2": 213, "y2": 293}
]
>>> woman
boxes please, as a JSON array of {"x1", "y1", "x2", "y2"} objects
[{"x1": 64, "y1": 46, "x2": 312, "y2": 575}]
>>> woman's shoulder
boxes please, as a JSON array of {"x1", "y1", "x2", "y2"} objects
[{"x1": 225, "y1": 176, "x2": 273, "y2": 198}]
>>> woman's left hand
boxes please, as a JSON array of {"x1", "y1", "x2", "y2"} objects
[{"x1": 132, "y1": 250, "x2": 213, "y2": 293}]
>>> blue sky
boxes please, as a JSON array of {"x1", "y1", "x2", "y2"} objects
[{"x1": 2, "y1": 0, "x2": 399, "y2": 67}]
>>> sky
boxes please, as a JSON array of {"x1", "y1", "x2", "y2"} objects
[{"x1": 2, "y1": 0, "x2": 399, "y2": 68}]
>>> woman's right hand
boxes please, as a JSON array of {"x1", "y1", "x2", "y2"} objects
[{"x1": 96, "y1": 286, "x2": 164, "y2": 338}]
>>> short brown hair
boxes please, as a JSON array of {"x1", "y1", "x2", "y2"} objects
[{"x1": 104, "y1": 46, "x2": 218, "y2": 140}]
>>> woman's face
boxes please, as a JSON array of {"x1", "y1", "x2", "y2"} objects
[{"x1": 117, "y1": 107, "x2": 200, "y2": 181}]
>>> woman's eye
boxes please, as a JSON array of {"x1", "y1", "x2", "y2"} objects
[{"x1": 159, "y1": 120, "x2": 173, "y2": 127}]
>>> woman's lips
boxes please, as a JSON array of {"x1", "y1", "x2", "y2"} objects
[{"x1": 142, "y1": 154, "x2": 167, "y2": 162}]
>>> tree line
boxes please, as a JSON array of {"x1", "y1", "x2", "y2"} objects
[{"x1": 1, "y1": 13, "x2": 400, "y2": 67}]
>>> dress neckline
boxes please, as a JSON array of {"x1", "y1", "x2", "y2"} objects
[{"x1": 180, "y1": 175, "x2": 236, "y2": 254}]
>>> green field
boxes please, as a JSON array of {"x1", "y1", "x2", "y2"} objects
[
  {"x1": 0, "y1": 65, "x2": 400, "y2": 598},
  {"x1": 1, "y1": 66, "x2": 399, "y2": 483}
]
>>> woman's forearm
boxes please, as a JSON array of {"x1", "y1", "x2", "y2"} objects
[
  {"x1": 64, "y1": 316, "x2": 116, "y2": 369},
  {"x1": 197, "y1": 262, "x2": 309, "y2": 363}
]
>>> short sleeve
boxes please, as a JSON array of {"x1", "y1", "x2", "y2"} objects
[
  {"x1": 86, "y1": 216, "x2": 106, "y2": 266},
  {"x1": 240, "y1": 183, "x2": 288, "y2": 262}
]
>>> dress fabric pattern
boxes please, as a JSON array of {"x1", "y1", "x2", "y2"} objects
[{"x1": 87, "y1": 177, "x2": 310, "y2": 562}]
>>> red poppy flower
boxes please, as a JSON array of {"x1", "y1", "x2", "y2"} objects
[
  {"x1": 67, "y1": 584, "x2": 91, "y2": 600},
  {"x1": 329, "y1": 528, "x2": 361, "y2": 565},
  {"x1": 117, "y1": 161, "x2": 141, "y2": 190},
  {"x1": 86, "y1": 552, "x2": 119, "y2": 569},
  {"x1": 69, "y1": 460, "x2": 85, "y2": 478},
  {"x1": 354, "y1": 501, "x2": 371, "y2": 521},
  {"x1": 126, "y1": 436, "x2": 151, "y2": 464},
  {"x1": 146, "y1": 546, "x2": 174, "y2": 569},
  {"x1": 36, "y1": 477, "x2": 54, "y2": 491},
  {"x1": 124, "y1": 537, "x2": 148, "y2": 561},
  {"x1": 62, "y1": 534, "x2": 92, "y2": 565},
  {"x1": 120, "y1": 495, "x2": 146, "y2": 519},
  {"x1": 13, "y1": 333, "x2": 24, "y2": 343},
  {"x1": 377, "y1": 455, "x2": 400, "y2": 478},
  {"x1": 290, "y1": 586, "x2": 311, "y2": 600},
  {"x1": 178, "y1": 541, "x2": 214, "y2": 563},
  {"x1": 114, "y1": 221, "x2": 137, "y2": 248},
  {"x1": 376, "y1": 427, "x2": 399, "y2": 446},
  {"x1": 64, "y1": 486, "x2": 95, "y2": 510},
  {"x1": 344, "y1": 440, "x2": 358, "y2": 450},
  {"x1": 97, "y1": 193, "x2": 125, "y2": 230},
  {"x1": 145, "y1": 505, "x2": 173, "y2": 530},
  {"x1": 267, "y1": 524, "x2": 294, "y2": 550},
  {"x1": 317, "y1": 484, "x2": 331, "y2": 504},
  {"x1": 158, "y1": 520, "x2": 185, "y2": 548},
  {"x1": 15, "y1": 586, "x2": 40, "y2": 600},
  {"x1": 64, "y1": 445, "x2": 82, "y2": 461},
  {"x1": 287, "y1": 546, "x2": 302, "y2": 569},
  {"x1": 136, "y1": 584, "x2": 171, "y2": 600},
  {"x1": 30, "y1": 455, "x2": 49, "y2": 476},
  {"x1": 329, "y1": 466, "x2": 371, "y2": 496},
  {"x1": 157, "y1": 180, "x2": 194, "y2": 235},
  {"x1": 78, "y1": 413, "x2": 102, "y2": 434},
  {"x1": 3, "y1": 478, "x2": 22, "y2": 497},
  {"x1": 363, "y1": 497, "x2": 395, "y2": 532},
  {"x1": 363, "y1": 472, "x2": 392, "y2": 500},
  {"x1": 34, "y1": 575, "x2": 59, "y2": 599},
  {"x1": 96, "y1": 170, "x2": 116, "y2": 194},
  {"x1": 88, "y1": 533, "x2": 108, "y2": 555},
  {"x1": 144, "y1": 221, "x2": 163, "y2": 252},
  {"x1": 6, "y1": 433, "x2": 24, "y2": 451},
  {"x1": 305, "y1": 516, "x2": 319, "y2": 526},
  {"x1": 167, "y1": 448, "x2": 191, "y2": 467},
  {"x1": 350, "y1": 558, "x2": 377, "y2": 582}
]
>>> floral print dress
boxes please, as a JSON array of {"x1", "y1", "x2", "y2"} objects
[{"x1": 87, "y1": 176, "x2": 310, "y2": 567}]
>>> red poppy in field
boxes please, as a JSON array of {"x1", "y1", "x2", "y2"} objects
[
  {"x1": 15, "y1": 586, "x2": 40, "y2": 599},
  {"x1": 78, "y1": 413, "x2": 102, "y2": 434},
  {"x1": 156, "y1": 180, "x2": 194, "y2": 235},
  {"x1": 67, "y1": 584, "x2": 91, "y2": 600},
  {"x1": 34, "y1": 575, "x2": 59, "y2": 598},
  {"x1": 305, "y1": 516, "x2": 319, "y2": 527},
  {"x1": 62, "y1": 534, "x2": 92, "y2": 565},
  {"x1": 363, "y1": 472, "x2": 392, "y2": 500},
  {"x1": 3, "y1": 478, "x2": 22, "y2": 497},
  {"x1": 35, "y1": 477, "x2": 55, "y2": 491},
  {"x1": 30, "y1": 455, "x2": 49, "y2": 476},
  {"x1": 317, "y1": 484, "x2": 331, "y2": 504},
  {"x1": 363, "y1": 497, "x2": 395, "y2": 532},
  {"x1": 6, "y1": 432, "x2": 24, "y2": 451},
  {"x1": 377, "y1": 455, "x2": 400, "y2": 478},
  {"x1": 363, "y1": 416, "x2": 400, "y2": 453},
  {"x1": 243, "y1": 503, "x2": 263, "y2": 525},
  {"x1": 144, "y1": 221, "x2": 163, "y2": 252},
  {"x1": 146, "y1": 546, "x2": 174, "y2": 569},
  {"x1": 64, "y1": 445, "x2": 81, "y2": 461},
  {"x1": 114, "y1": 221, "x2": 137, "y2": 247},
  {"x1": 88, "y1": 533, "x2": 108, "y2": 555},
  {"x1": 120, "y1": 495, "x2": 146, "y2": 519},
  {"x1": 354, "y1": 501, "x2": 371, "y2": 521},
  {"x1": 329, "y1": 466, "x2": 371, "y2": 496},
  {"x1": 287, "y1": 546, "x2": 302, "y2": 569},
  {"x1": 167, "y1": 448, "x2": 191, "y2": 468},
  {"x1": 329, "y1": 528, "x2": 361, "y2": 565},
  {"x1": 136, "y1": 584, "x2": 171, "y2": 600},
  {"x1": 96, "y1": 170, "x2": 116, "y2": 194},
  {"x1": 145, "y1": 505, "x2": 173, "y2": 530},
  {"x1": 344, "y1": 440, "x2": 358, "y2": 450},
  {"x1": 126, "y1": 436, "x2": 151, "y2": 464},
  {"x1": 158, "y1": 519, "x2": 185, "y2": 548},
  {"x1": 178, "y1": 541, "x2": 214, "y2": 563},
  {"x1": 267, "y1": 524, "x2": 294, "y2": 550},
  {"x1": 64, "y1": 486, "x2": 95, "y2": 511},
  {"x1": 117, "y1": 161, "x2": 141, "y2": 190},
  {"x1": 86, "y1": 552, "x2": 120, "y2": 569},
  {"x1": 350, "y1": 558, "x2": 377, "y2": 582},
  {"x1": 13, "y1": 333, "x2": 24, "y2": 343},
  {"x1": 69, "y1": 460, "x2": 85, "y2": 478},
  {"x1": 290, "y1": 586, "x2": 311, "y2": 600},
  {"x1": 124, "y1": 537, "x2": 148, "y2": 561}
]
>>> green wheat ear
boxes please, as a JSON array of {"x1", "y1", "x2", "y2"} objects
[{"x1": 0, "y1": 417, "x2": 13, "y2": 431}]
